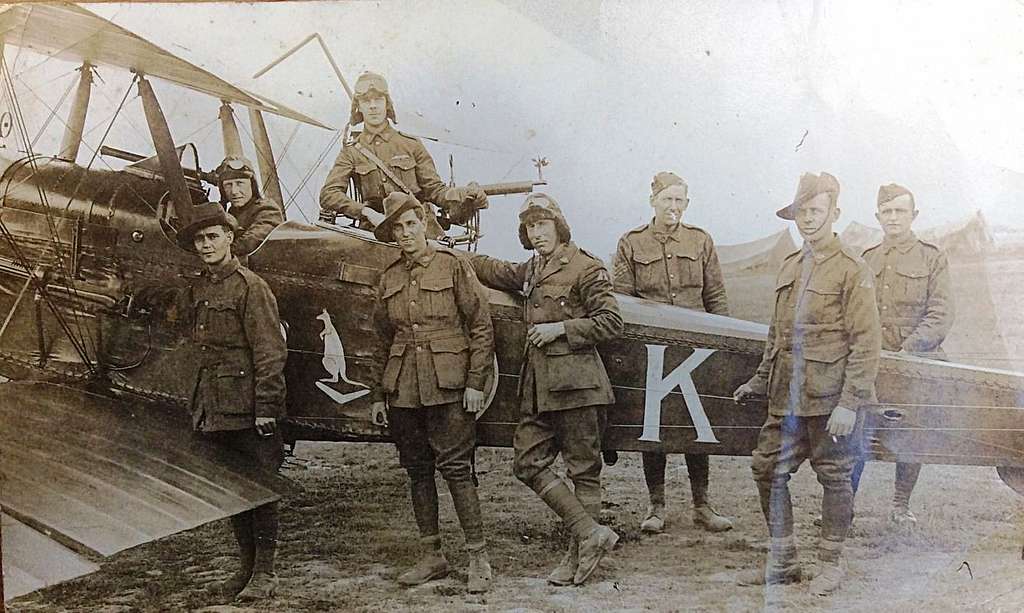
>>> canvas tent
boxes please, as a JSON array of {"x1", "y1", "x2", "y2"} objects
[
  {"x1": 840, "y1": 210, "x2": 994, "y2": 258},
  {"x1": 718, "y1": 229, "x2": 797, "y2": 274}
]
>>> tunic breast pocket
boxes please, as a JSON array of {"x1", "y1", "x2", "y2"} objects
[
  {"x1": 202, "y1": 297, "x2": 244, "y2": 339},
  {"x1": 802, "y1": 284, "x2": 843, "y2": 324},
  {"x1": 382, "y1": 281, "x2": 406, "y2": 321},
  {"x1": 540, "y1": 284, "x2": 579, "y2": 320},
  {"x1": 389, "y1": 155, "x2": 419, "y2": 193},
  {"x1": 354, "y1": 161, "x2": 382, "y2": 199},
  {"x1": 419, "y1": 275, "x2": 457, "y2": 319},
  {"x1": 893, "y1": 264, "x2": 929, "y2": 307},
  {"x1": 631, "y1": 250, "x2": 664, "y2": 295},
  {"x1": 670, "y1": 250, "x2": 703, "y2": 306}
]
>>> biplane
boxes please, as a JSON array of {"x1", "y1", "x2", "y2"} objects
[{"x1": 1, "y1": 3, "x2": 1023, "y2": 604}]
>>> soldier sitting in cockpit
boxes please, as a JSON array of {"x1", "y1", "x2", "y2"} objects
[{"x1": 215, "y1": 156, "x2": 283, "y2": 255}]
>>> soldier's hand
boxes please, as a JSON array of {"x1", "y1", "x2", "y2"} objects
[
  {"x1": 826, "y1": 406, "x2": 857, "y2": 437},
  {"x1": 527, "y1": 322, "x2": 565, "y2": 347},
  {"x1": 370, "y1": 401, "x2": 389, "y2": 427},
  {"x1": 255, "y1": 417, "x2": 277, "y2": 437},
  {"x1": 732, "y1": 382, "x2": 758, "y2": 405},
  {"x1": 463, "y1": 387, "x2": 486, "y2": 414}
]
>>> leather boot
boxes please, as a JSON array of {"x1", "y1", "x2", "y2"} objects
[
  {"x1": 237, "y1": 503, "x2": 279, "y2": 601},
  {"x1": 809, "y1": 539, "x2": 846, "y2": 596},
  {"x1": 398, "y1": 535, "x2": 450, "y2": 586},
  {"x1": 640, "y1": 503, "x2": 666, "y2": 534},
  {"x1": 574, "y1": 524, "x2": 619, "y2": 585},
  {"x1": 547, "y1": 538, "x2": 579, "y2": 586},
  {"x1": 466, "y1": 545, "x2": 493, "y2": 594},
  {"x1": 693, "y1": 505, "x2": 734, "y2": 533},
  {"x1": 736, "y1": 536, "x2": 802, "y2": 586},
  {"x1": 213, "y1": 512, "x2": 255, "y2": 601}
]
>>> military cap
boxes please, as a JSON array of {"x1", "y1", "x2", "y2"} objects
[
  {"x1": 373, "y1": 192, "x2": 424, "y2": 242},
  {"x1": 177, "y1": 201, "x2": 239, "y2": 251},
  {"x1": 776, "y1": 172, "x2": 840, "y2": 220},
  {"x1": 877, "y1": 183, "x2": 915, "y2": 208},
  {"x1": 651, "y1": 171, "x2": 688, "y2": 198}
]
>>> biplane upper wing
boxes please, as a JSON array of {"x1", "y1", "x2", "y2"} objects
[
  {"x1": 0, "y1": 381, "x2": 286, "y2": 601},
  {"x1": 0, "y1": 3, "x2": 332, "y2": 129}
]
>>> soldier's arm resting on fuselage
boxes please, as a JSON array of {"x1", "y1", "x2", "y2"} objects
[
  {"x1": 466, "y1": 253, "x2": 529, "y2": 293},
  {"x1": 839, "y1": 263, "x2": 882, "y2": 413},
  {"x1": 902, "y1": 251, "x2": 954, "y2": 353},
  {"x1": 241, "y1": 280, "x2": 288, "y2": 420}
]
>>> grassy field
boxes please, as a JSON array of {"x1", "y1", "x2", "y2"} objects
[{"x1": 10, "y1": 256, "x2": 1024, "y2": 612}]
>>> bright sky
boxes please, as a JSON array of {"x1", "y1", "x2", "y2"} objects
[{"x1": 8, "y1": 1, "x2": 1024, "y2": 260}]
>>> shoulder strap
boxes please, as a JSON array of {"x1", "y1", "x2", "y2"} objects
[{"x1": 352, "y1": 142, "x2": 415, "y2": 196}]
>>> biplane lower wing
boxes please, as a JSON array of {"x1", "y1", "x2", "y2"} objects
[{"x1": 0, "y1": 381, "x2": 286, "y2": 601}]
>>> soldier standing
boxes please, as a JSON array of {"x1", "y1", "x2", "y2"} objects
[
  {"x1": 852, "y1": 183, "x2": 954, "y2": 525},
  {"x1": 611, "y1": 171, "x2": 733, "y2": 534},
  {"x1": 176, "y1": 202, "x2": 288, "y2": 602},
  {"x1": 215, "y1": 156, "x2": 283, "y2": 255},
  {"x1": 318, "y1": 72, "x2": 487, "y2": 232},
  {"x1": 468, "y1": 193, "x2": 622, "y2": 586},
  {"x1": 733, "y1": 173, "x2": 881, "y2": 596},
  {"x1": 368, "y1": 193, "x2": 495, "y2": 593}
]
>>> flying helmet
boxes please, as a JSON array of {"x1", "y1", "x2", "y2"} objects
[
  {"x1": 349, "y1": 71, "x2": 397, "y2": 125},
  {"x1": 215, "y1": 156, "x2": 260, "y2": 201},
  {"x1": 517, "y1": 193, "x2": 571, "y2": 250}
]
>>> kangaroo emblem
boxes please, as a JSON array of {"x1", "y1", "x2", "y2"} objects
[{"x1": 315, "y1": 308, "x2": 369, "y2": 405}]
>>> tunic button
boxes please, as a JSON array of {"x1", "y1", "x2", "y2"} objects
[
  {"x1": 412, "y1": 323, "x2": 419, "y2": 329},
  {"x1": 201, "y1": 345, "x2": 207, "y2": 351},
  {"x1": 671, "y1": 292, "x2": 677, "y2": 297},
  {"x1": 410, "y1": 300, "x2": 417, "y2": 306},
  {"x1": 199, "y1": 324, "x2": 205, "y2": 330},
  {"x1": 882, "y1": 306, "x2": 888, "y2": 310},
  {"x1": 884, "y1": 285, "x2": 890, "y2": 289},
  {"x1": 411, "y1": 280, "x2": 417, "y2": 286},
  {"x1": 669, "y1": 274, "x2": 675, "y2": 279},
  {"x1": 416, "y1": 345, "x2": 422, "y2": 352},
  {"x1": 533, "y1": 303, "x2": 540, "y2": 308},
  {"x1": 203, "y1": 301, "x2": 209, "y2": 306},
  {"x1": 667, "y1": 254, "x2": 673, "y2": 259}
]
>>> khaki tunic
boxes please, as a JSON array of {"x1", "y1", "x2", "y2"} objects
[
  {"x1": 612, "y1": 221, "x2": 728, "y2": 314},
  {"x1": 229, "y1": 196, "x2": 283, "y2": 255},
  {"x1": 319, "y1": 123, "x2": 448, "y2": 220},
  {"x1": 187, "y1": 258, "x2": 287, "y2": 432},
  {"x1": 861, "y1": 232, "x2": 953, "y2": 353},
  {"x1": 470, "y1": 242, "x2": 622, "y2": 413},
  {"x1": 371, "y1": 245, "x2": 494, "y2": 408},
  {"x1": 746, "y1": 236, "x2": 881, "y2": 417}
]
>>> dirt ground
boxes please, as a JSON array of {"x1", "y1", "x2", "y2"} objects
[{"x1": 10, "y1": 259, "x2": 1024, "y2": 612}]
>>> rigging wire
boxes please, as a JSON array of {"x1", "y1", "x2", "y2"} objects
[{"x1": 29, "y1": 72, "x2": 78, "y2": 149}]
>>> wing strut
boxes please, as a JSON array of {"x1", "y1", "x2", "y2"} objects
[
  {"x1": 57, "y1": 62, "x2": 93, "y2": 163},
  {"x1": 137, "y1": 75, "x2": 195, "y2": 226},
  {"x1": 248, "y1": 108, "x2": 285, "y2": 216},
  {"x1": 219, "y1": 101, "x2": 243, "y2": 158}
]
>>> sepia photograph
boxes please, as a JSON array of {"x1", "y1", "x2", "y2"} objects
[{"x1": 2, "y1": 1, "x2": 1024, "y2": 611}]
